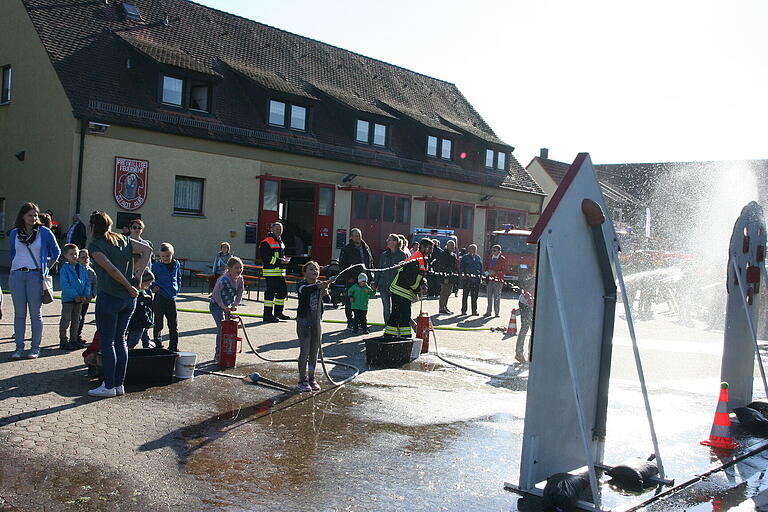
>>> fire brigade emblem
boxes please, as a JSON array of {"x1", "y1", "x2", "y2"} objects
[{"x1": 114, "y1": 157, "x2": 148, "y2": 210}]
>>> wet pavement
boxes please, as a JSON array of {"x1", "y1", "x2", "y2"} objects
[{"x1": 2, "y1": 284, "x2": 768, "y2": 511}]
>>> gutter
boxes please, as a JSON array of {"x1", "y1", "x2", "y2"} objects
[{"x1": 75, "y1": 118, "x2": 86, "y2": 213}]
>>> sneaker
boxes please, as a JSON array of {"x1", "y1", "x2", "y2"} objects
[
  {"x1": 26, "y1": 349, "x2": 41, "y2": 359},
  {"x1": 296, "y1": 381, "x2": 312, "y2": 392},
  {"x1": 308, "y1": 380, "x2": 321, "y2": 392},
  {"x1": 114, "y1": 385, "x2": 125, "y2": 396},
  {"x1": 88, "y1": 382, "x2": 116, "y2": 398},
  {"x1": 11, "y1": 351, "x2": 23, "y2": 360}
]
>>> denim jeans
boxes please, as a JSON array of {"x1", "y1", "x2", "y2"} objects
[
  {"x1": 95, "y1": 292, "x2": 136, "y2": 389},
  {"x1": 9, "y1": 269, "x2": 43, "y2": 352},
  {"x1": 209, "y1": 301, "x2": 224, "y2": 357},
  {"x1": 126, "y1": 328, "x2": 150, "y2": 349}
]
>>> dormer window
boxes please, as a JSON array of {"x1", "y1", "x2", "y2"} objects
[
  {"x1": 268, "y1": 100, "x2": 307, "y2": 131},
  {"x1": 356, "y1": 120, "x2": 387, "y2": 147},
  {"x1": 160, "y1": 74, "x2": 212, "y2": 113},
  {"x1": 427, "y1": 136, "x2": 452, "y2": 160},
  {"x1": 485, "y1": 149, "x2": 507, "y2": 170}
]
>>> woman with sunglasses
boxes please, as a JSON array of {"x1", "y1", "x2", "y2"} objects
[
  {"x1": 7, "y1": 202, "x2": 61, "y2": 359},
  {"x1": 128, "y1": 219, "x2": 154, "y2": 261}
]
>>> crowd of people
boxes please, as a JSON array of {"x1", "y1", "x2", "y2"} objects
[{"x1": 3, "y1": 203, "x2": 533, "y2": 396}]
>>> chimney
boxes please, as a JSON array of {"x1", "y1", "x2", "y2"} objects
[{"x1": 540, "y1": 148, "x2": 549, "y2": 159}]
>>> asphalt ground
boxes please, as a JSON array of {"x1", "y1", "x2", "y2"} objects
[{"x1": 1, "y1": 280, "x2": 768, "y2": 511}]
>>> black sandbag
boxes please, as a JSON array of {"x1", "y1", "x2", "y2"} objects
[
  {"x1": 747, "y1": 401, "x2": 768, "y2": 418},
  {"x1": 734, "y1": 406, "x2": 768, "y2": 436},
  {"x1": 606, "y1": 456, "x2": 658, "y2": 490},
  {"x1": 542, "y1": 473, "x2": 589, "y2": 512}
]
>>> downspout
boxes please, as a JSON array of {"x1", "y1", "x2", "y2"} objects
[
  {"x1": 581, "y1": 199, "x2": 617, "y2": 448},
  {"x1": 75, "y1": 119, "x2": 86, "y2": 213}
]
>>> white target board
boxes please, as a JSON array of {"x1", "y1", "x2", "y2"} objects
[{"x1": 517, "y1": 153, "x2": 618, "y2": 491}]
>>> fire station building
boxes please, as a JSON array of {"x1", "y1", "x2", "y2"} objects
[{"x1": 0, "y1": 0, "x2": 544, "y2": 267}]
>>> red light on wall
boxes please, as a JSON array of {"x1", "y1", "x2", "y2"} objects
[{"x1": 459, "y1": 152, "x2": 467, "y2": 159}]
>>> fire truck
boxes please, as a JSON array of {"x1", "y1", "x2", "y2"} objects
[{"x1": 488, "y1": 225, "x2": 537, "y2": 285}]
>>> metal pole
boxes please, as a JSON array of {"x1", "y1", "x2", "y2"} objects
[
  {"x1": 732, "y1": 258, "x2": 768, "y2": 400},
  {"x1": 546, "y1": 240, "x2": 602, "y2": 511},
  {"x1": 613, "y1": 247, "x2": 666, "y2": 480}
]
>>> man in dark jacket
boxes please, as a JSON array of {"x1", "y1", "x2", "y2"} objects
[
  {"x1": 433, "y1": 239, "x2": 458, "y2": 314},
  {"x1": 65, "y1": 214, "x2": 87, "y2": 250},
  {"x1": 338, "y1": 228, "x2": 373, "y2": 330},
  {"x1": 460, "y1": 244, "x2": 483, "y2": 315}
]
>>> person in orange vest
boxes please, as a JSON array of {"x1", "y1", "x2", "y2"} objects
[
  {"x1": 384, "y1": 238, "x2": 434, "y2": 338},
  {"x1": 260, "y1": 222, "x2": 290, "y2": 323}
]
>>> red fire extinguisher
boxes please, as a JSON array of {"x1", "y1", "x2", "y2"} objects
[
  {"x1": 219, "y1": 313, "x2": 240, "y2": 368},
  {"x1": 415, "y1": 312, "x2": 432, "y2": 353}
]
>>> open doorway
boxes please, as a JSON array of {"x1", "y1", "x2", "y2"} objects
[
  {"x1": 279, "y1": 180, "x2": 314, "y2": 261},
  {"x1": 258, "y1": 178, "x2": 335, "y2": 268}
]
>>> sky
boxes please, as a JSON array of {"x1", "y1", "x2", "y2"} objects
[{"x1": 195, "y1": 0, "x2": 768, "y2": 166}]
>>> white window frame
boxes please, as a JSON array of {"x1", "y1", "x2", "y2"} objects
[{"x1": 161, "y1": 75, "x2": 184, "y2": 106}]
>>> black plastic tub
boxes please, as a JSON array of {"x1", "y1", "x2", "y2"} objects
[
  {"x1": 365, "y1": 336, "x2": 422, "y2": 368},
  {"x1": 125, "y1": 348, "x2": 178, "y2": 386}
]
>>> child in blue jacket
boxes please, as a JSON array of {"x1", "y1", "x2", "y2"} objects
[
  {"x1": 59, "y1": 244, "x2": 90, "y2": 350},
  {"x1": 151, "y1": 242, "x2": 183, "y2": 351}
]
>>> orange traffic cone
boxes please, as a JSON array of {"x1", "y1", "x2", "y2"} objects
[
  {"x1": 700, "y1": 382, "x2": 739, "y2": 450},
  {"x1": 507, "y1": 308, "x2": 518, "y2": 335}
]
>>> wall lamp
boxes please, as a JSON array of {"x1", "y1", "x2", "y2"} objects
[
  {"x1": 480, "y1": 194, "x2": 492, "y2": 202},
  {"x1": 88, "y1": 122, "x2": 110, "y2": 135},
  {"x1": 342, "y1": 173, "x2": 357, "y2": 183},
  {"x1": 15, "y1": 151, "x2": 25, "y2": 161}
]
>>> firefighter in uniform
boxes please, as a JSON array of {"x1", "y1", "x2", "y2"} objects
[
  {"x1": 260, "y1": 222, "x2": 290, "y2": 323},
  {"x1": 385, "y1": 238, "x2": 434, "y2": 338}
]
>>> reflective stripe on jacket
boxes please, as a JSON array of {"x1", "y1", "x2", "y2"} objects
[{"x1": 260, "y1": 235, "x2": 286, "y2": 277}]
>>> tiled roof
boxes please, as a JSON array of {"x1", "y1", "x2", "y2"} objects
[
  {"x1": 534, "y1": 156, "x2": 642, "y2": 207},
  {"x1": 380, "y1": 101, "x2": 460, "y2": 135},
  {"x1": 222, "y1": 59, "x2": 317, "y2": 100},
  {"x1": 115, "y1": 32, "x2": 221, "y2": 77},
  {"x1": 535, "y1": 157, "x2": 572, "y2": 183},
  {"x1": 22, "y1": 0, "x2": 543, "y2": 194},
  {"x1": 441, "y1": 117, "x2": 507, "y2": 146},
  {"x1": 309, "y1": 82, "x2": 396, "y2": 119}
]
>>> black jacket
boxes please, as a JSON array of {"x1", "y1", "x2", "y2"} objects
[{"x1": 338, "y1": 240, "x2": 373, "y2": 282}]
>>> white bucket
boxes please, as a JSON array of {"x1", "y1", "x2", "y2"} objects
[{"x1": 174, "y1": 352, "x2": 198, "y2": 379}]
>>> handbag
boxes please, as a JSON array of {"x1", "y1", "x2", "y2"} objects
[{"x1": 24, "y1": 243, "x2": 54, "y2": 304}]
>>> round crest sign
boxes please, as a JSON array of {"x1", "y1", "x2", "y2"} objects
[{"x1": 114, "y1": 157, "x2": 148, "y2": 210}]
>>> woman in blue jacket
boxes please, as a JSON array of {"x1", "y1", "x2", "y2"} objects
[{"x1": 8, "y1": 202, "x2": 61, "y2": 359}]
